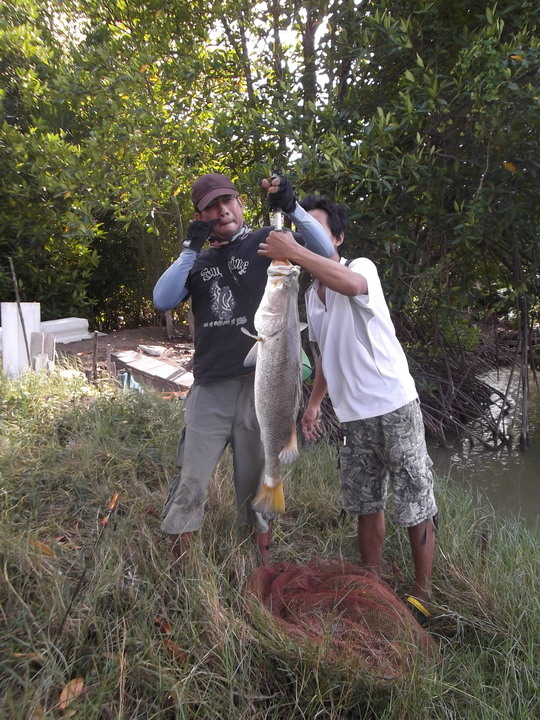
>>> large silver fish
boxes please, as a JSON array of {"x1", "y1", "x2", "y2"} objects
[{"x1": 244, "y1": 259, "x2": 302, "y2": 514}]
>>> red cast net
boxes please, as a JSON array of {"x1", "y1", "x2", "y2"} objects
[{"x1": 246, "y1": 558, "x2": 436, "y2": 682}]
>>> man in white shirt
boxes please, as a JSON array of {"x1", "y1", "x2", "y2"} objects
[{"x1": 257, "y1": 194, "x2": 437, "y2": 624}]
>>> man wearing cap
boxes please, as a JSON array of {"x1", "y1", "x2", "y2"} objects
[{"x1": 154, "y1": 173, "x2": 333, "y2": 568}]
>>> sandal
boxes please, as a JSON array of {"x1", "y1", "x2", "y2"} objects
[{"x1": 405, "y1": 595, "x2": 431, "y2": 627}]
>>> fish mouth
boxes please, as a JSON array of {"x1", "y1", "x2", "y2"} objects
[{"x1": 268, "y1": 259, "x2": 299, "y2": 278}]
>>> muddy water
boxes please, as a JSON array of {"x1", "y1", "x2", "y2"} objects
[{"x1": 427, "y1": 368, "x2": 540, "y2": 530}]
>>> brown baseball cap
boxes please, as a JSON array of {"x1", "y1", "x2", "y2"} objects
[{"x1": 191, "y1": 173, "x2": 239, "y2": 211}]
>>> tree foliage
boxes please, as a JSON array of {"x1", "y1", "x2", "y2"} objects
[{"x1": 1, "y1": 0, "x2": 539, "y2": 440}]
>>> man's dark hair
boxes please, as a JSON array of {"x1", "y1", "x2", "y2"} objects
[{"x1": 300, "y1": 194, "x2": 348, "y2": 241}]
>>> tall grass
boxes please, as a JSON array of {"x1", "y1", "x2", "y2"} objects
[{"x1": 1, "y1": 366, "x2": 538, "y2": 719}]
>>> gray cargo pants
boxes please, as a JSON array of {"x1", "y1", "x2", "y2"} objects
[{"x1": 161, "y1": 374, "x2": 271, "y2": 535}]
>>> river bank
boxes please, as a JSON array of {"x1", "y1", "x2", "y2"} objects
[{"x1": 428, "y1": 367, "x2": 540, "y2": 530}]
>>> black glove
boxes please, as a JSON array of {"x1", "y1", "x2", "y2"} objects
[
  {"x1": 182, "y1": 219, "x2": 219, "y2": 252},
  {"x1": 267, "y1": 176, "x2": 297, "y2": 214}
]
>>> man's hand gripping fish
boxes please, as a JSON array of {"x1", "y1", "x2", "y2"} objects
[{"x1": 243, "y1": 259, "x2": 302, "y2": 514}]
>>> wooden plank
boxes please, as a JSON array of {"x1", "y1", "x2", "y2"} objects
[
  {"x1": 30, "y1": 332, "x2": 56, "y2": 372},
  {"x1": 44, "y1": 333, "x2": 55, "y2": 362},
  {"x1": 33, "y1": 352, "x2": 49, "y2": 371},
  {"x1": 114, "y1": 351, "x2": 164, "y2": 371},
  {"x1": 30, "y1": 332, "x2": 45, "y2": 358},
  {"x1": 112, "y1": 350, "x2": 194, "y2": 390}
]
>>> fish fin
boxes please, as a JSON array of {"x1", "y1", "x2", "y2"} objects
[
  {"x1": 241, "y1": 327, "x2": 258, "y2": 340},
  {"x1": 243, "y1": 341, "x2": 259, "y2": 368},
  {"x1": 252, "y1": 480, "x2": 286, "y2": 514},
  {"x1": 279, "y1": 426, "x2": 299, "y2": 464},
  {"x1": 299, "y1": 322, "x2": 308, "y2": 332}
]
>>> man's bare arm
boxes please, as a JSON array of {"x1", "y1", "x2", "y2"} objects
[{"x1": 258, "y1": 230, "x2": 367, "y2": 296}]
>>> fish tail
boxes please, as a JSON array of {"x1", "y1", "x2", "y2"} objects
[{"x1": 252, "y1": 480, "x2": 286, "y2": 514}]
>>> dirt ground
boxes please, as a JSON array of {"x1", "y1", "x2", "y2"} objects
[{"x1": 56, "y1": 325, "x2": 194, "y2": 376}]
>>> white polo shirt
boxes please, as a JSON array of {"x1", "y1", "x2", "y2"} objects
[{"x1": 306, "y1": 257, "x2": 418, "y2": 422}]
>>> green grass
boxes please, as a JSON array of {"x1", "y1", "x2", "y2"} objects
[{"x1": 1, "y1": 365, "x2": 539, "y2": 719}]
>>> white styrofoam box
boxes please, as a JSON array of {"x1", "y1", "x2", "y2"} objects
[
  {"x1": 0, "y1": 313, "x2": 94, "y2": 354},
  {"x1": 40, "y1": 317, "x2": 94, "y2": 344}
]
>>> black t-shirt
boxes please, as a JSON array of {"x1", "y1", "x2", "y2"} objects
[{"x1": 186, "y1": 226, "x2": 300, "y2": 384}]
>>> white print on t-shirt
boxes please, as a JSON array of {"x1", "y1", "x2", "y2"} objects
[
  {"x1": 228, "y1": 256, "x2": 249, "y2": 275},
  {"x1": 200, "y1": 257, "x2": 248, "y2": 284},
  {"x1": 210, "y1": 280, "x2": 235, "y2": 321},
  {"x1": 201, "y1": 266, "x2": 223, "y2": 282},
  {"x1": 203, "y1": 316, "x2": 247, "y2": 328}
]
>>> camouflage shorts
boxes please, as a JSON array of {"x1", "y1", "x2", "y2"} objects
[{"x1": 339, "y1": 400, "x2": 437, "y2": 527}]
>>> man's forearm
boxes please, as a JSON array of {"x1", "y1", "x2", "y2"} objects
[
  {"x1": 280, "y1": 241, "x2": 366, "y2": 296},
  {"x1": 153, "y1": 249, "x2": 195, "y2": 310},
  {"x1": 309, "y1": 356, "x2": 328, "y2": 407}
]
